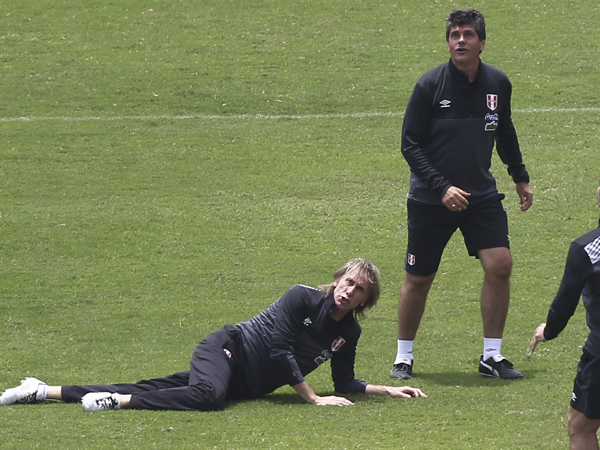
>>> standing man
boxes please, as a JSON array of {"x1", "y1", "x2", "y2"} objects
[
  {"x1": 530, "y1": 183, "x2": 600, "y2": 450},
  {"x1": 390, "y1": 9, "x2": 533, "y2": 380}
]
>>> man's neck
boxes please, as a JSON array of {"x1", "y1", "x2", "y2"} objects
[{"x1": 453, "y1": 58, "x2": 480, "y2": 82}]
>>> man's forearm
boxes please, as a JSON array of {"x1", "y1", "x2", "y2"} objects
[
  {"x1": 292, "y1": 381, "x2": 318, "y2": 404},
  {"x1": 364, "y1": 384, "x2": 393, "y2": 396}
]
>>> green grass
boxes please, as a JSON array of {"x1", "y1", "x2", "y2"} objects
[{"x1": 1, "y1": 0, "x2": 600, "y2": 448}]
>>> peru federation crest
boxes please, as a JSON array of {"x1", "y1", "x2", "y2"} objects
[
  {"x1": 331, "y1": 337, "x2": 346, "y2": 352},
  {"x1": 486, "y1": 94, "x2": 498, "y2": 111}
]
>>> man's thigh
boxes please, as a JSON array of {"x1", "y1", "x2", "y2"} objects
[
  {"x1": 571, "y1": 350, "x2": 600, "y2": 420},
  {"x1": 460, "y1": 198, "x2": 509, "y2": 257},
  {"x1": 404, "y1": 200, "x2": 460, "y2": 276},
  {"x1": 190, "y1": 325, "x2": 241, "y2": 390}
]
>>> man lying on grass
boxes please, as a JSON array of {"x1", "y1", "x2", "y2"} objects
[{"x1": 1, "y1": 258, "x2": 425, "y2": 412}]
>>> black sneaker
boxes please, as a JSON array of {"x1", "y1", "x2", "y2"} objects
[
  {"x1": 390, "y1": 359, "x2": 413, "y2": 380},
  {"x1": 479, "y1": 355, "x2": 523, "y2": 379}
]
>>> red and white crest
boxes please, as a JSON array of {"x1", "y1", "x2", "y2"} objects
[
  {"x1": 331, "y1": 337, "x2": 346, "y2": 352},
  {"x1": 407, "y1": 253, "x2": 416, "y2": 266},
  {"x1": 487, "y1": 94, "x2": 498, "y2": 111}
]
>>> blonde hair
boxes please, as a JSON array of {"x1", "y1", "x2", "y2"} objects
[{"x1": 320, "y1": 258, "x2": 381, "y2": 319}]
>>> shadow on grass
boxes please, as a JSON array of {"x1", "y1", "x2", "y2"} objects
[
  {"x1": 414, "y1": 366, "x2": 546, "y2": 387},
  {"x1": 256, "y1": 393, "x2": 308, "y2": 405},
  {"x1": 227, "y1": 393, "x2": 329, "y2": 408}
]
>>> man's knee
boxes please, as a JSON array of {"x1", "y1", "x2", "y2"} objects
[
  {"x1": 190, "y1": 382, "x2": 227, "y2": 411},
  {"x1": 403, "y1": 272, "x2": 436, "y2": 292},
  {"x1": 491, "y1": 258, "x2": 512, "y2": 279},
  {"x1": 480, "y1": 248, "x2": 513, "y2": 279}
]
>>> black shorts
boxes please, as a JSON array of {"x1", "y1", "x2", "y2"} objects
[
  {"x1": 571, "y1": 349, "x2": 600, "y2": 420},
  {"x1": 404, "y1": 195, "x2": 510, "y2": 276}
]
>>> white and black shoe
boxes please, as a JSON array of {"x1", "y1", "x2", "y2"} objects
[
  {"x1": 81, "y1": 392, "x2": 121, "y2": 412},
  {"x1": 390, "y1": 358, "x2": 413, "y2": 380},
  {"x1": 479, "y1": 355, "x2": 523, "y2": 379},
  {"x1": 0, "y1": 377, "x2": 47, "y2": 405}
]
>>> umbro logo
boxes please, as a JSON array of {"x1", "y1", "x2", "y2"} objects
[{"x1": 440, "y1": 99, "x2": 451, "y2": 108}]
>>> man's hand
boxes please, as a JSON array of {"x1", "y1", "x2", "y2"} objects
[
  {"x1": 292, "y1": 381, "x2": 354, "y2": 406},
  {"x1": 516, "y1": 182, "x2": 534, "y2": 211},
  {"x1": 442, "y1": 186, "x2": 471, "y2": 212},
  {"x1": 529, "y1": 322, "x2": 547, "y2": 355},
  {"x1": 365, "y1": 384, "x2": 427, "y2": 398},
  {"x1": 385, "y1": 386, "x2": 427, "y2": 398},
  {"x1": 312, "y1": 395, "x2": 355, "y2": 406}
]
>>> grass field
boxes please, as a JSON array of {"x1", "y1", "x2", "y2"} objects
[{"x1": 1, "y1": 0, "x2": 599, "y2": 448}]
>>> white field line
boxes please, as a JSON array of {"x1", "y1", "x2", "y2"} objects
[{"x1": 0, "y1": 107, "x2": 599, "y2": 123}]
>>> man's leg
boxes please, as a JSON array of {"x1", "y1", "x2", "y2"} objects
[
  {"x1": 59, "y1": 371, "x2": 191, "y2": 403},
  {"x1": 478, "y1": 247, "x2": 512, "y2": 339},
  {"x1": 568, "y1": 407, "x2": 600, "y2": 450},
  {"x1": 61, "y1": 327, "x2": 239, "y2": 411},
  {"x1": 127, "y1": 326, "x2": 240, "y2": 411},
  {"x1": 391, "y1": 272, "x2": 436, "y2": 379},
  {"x1": 477, "y1": 247, "x2": 521, "y2": 379},
  {"x1": 392, "y1": 199, "x2": 457, "y2": 379},
  {"x1": 398, "y1": 272, "x2": 436, "y2": 340}
]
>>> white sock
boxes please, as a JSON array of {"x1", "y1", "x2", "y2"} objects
[
  {"x1": 36, "y1": 384, "x2": 48, "y2": 402},
  {"x1": 483, "y1": 338, "x2": 502, "y2": 361},
  {"x1": 394, "y1": 339, "x2": 414, "y2": 364}
]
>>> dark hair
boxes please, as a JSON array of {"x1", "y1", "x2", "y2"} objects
[
  {"x1": 320, "y1": 258, "x2": 381, "y2": 320},
  {"x1": 446, "y1": 9, "x2": 486, "y2": 41}
]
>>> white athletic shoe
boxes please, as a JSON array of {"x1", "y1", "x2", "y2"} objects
[
  {"x1": 81, "y1": 392, "x2": 121, "y2": 412},
  {"x1": 0, "y1": 377, "x2": 47, "y2": 405}
]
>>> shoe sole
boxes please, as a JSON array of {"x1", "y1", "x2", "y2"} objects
[{"x1": 479, "y1": 370, "x2": 523, "y2": 379}]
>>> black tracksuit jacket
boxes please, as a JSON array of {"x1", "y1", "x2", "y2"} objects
[
  {"x1": 543, "y1": 223, "x2": 600, "y2": 357},
  {"x1": 401, "y1": 58, "x2": 529, "y2": 205},
  {"x1": 236, "y1": 284, "x2": 367, "y2": 398}
]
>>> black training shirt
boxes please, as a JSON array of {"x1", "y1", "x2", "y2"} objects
[
  {"x1": 236, "y1": 284, "x2": 368, "y2": 398},
  {"x1": 544, "y1": 226, "x2": 600, "y2": 358},
  {"x1": 401, "y1": 59, "x2": 529, "y2": 205}
]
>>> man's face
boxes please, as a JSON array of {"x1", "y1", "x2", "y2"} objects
[
  {"x1": 332, "y1": 269, "x2": 370, "y2": 314},
  {"x1": 447, "y1": 24, "x2": 485, "y2": 67}
]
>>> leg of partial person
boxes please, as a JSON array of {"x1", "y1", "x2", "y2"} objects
[{"x1": 568, "y1": 407, "x2": 600, "y2": 450}]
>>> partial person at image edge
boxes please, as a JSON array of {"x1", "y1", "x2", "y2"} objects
[{"x1": 530, "y1": 182, "x2": 600, "y2": 450}]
